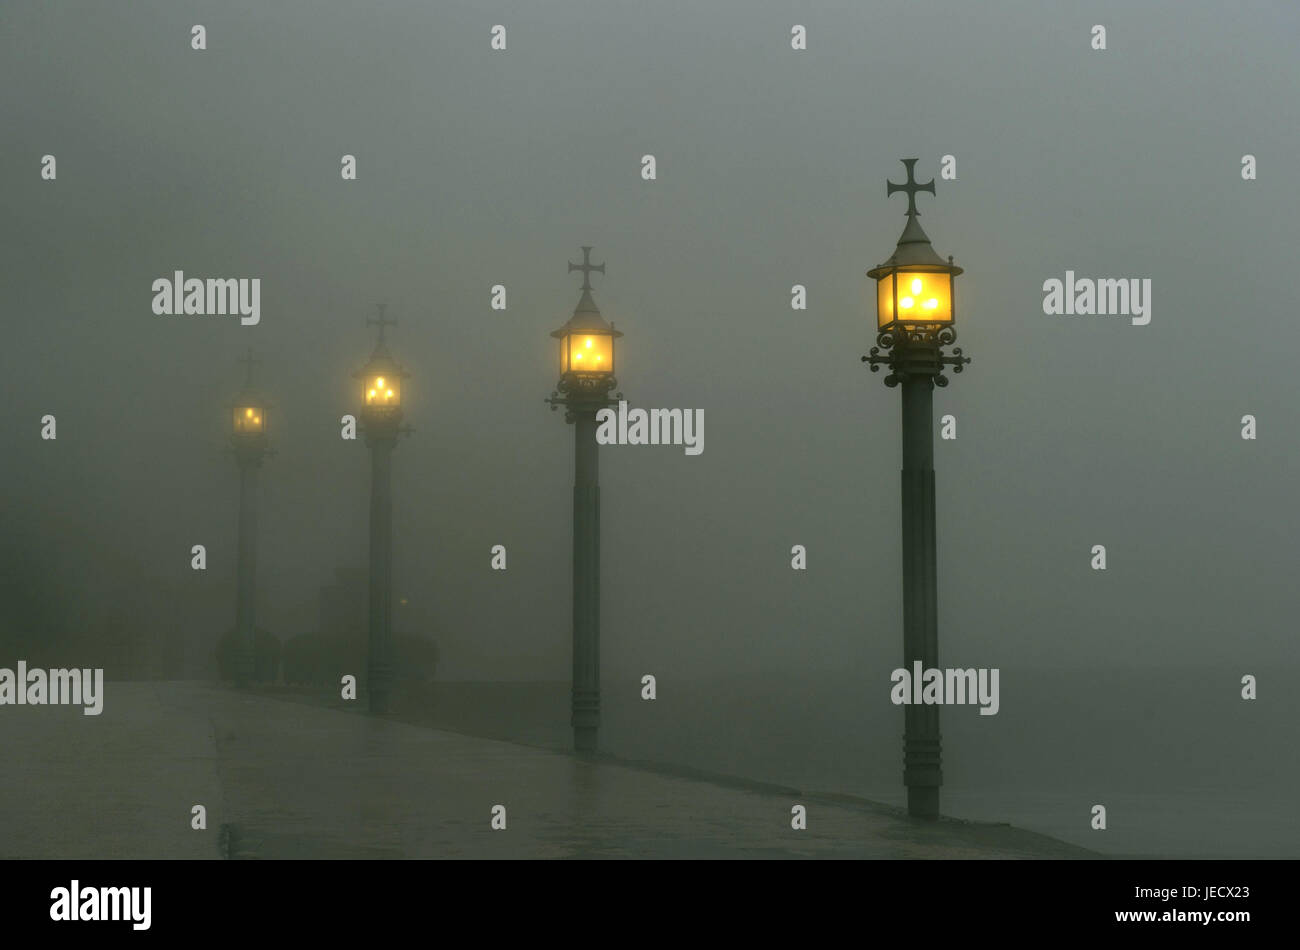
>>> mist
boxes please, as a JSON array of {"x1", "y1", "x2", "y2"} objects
[{"x1": 2, "y1": 0, "x2": 1297, "y2": 858}]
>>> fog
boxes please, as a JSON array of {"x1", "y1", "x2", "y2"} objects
[{"x1": 2, "y1": 0, "x2": 1297, "y2": 856}]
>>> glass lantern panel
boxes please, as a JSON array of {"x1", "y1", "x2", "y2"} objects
[
  {"x1": 896, "y1": 271, "x2": 952, "y2": 326},
  {"x1": 233, "y1": 406, "x2": 265, "y2": 433},
  {"x1": 876, "y1": 275, "x2": 895, "y2": 329},
  {"x1": 364, "y1": 373, "x2": 400, "y2": 408},
  {"x1": 565, "y1": 332, "x2": 613, "y2": 374},
  {"x1": 877, "y1": 271, "x2": 954, "y2": 327}
]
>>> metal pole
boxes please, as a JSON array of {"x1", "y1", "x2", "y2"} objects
[
  {"x1": 900, "y1": 369, "x2": 941, "y2": 818},
  {"x1": 368, "y1": 435, "x2": 395, "y2": 713},
  {"x1": 571, "y1": 410, "x2": 601, "y2": 753},
  {"x1": 235, "y1": 458, "x2": 258, "y2": 686}
]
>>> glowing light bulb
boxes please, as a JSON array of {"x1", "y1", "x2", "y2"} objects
[
  {"x1": 369, "y1": 389, "x2": 376, "y2": 398},
  {"x1": 585, "y1": 338, "x2": 593, "y2": 348},
  {"x1": 386, "y1": 389, "x2": 393, "y2": 398},
  {"x1": 900, "y1": 296, "x2": 915, "y2": 309},
  {"x1": 245, "y1": 409, "x2": 253, "y2": 417},
  {"x1": 924, "y1": 298, "x2": 938, "y2": 310},
  {"x1": 574, "y1": 353, "x2": 583, "y2": 360},
  {"x1": 376, "y1": 377, "x2": 385, "y2": 388},
  {"x1": 911, "y1": 278, "x2": 923, "y2": 295}
]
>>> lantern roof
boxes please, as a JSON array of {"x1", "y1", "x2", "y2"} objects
[
  {"x1": 883, "y1": 215, "x2": 949, "y2": 267},
  {"x1": 234, "y1": 383, "x2": 266, "y2": 405},
  {"x1": 360, "y1": 349, "x2": 405, "y2": 375},
  {"x1": 869, "y1": 159, "x2": 963, "y2": 276},
  {"x1": 551, "y1": 246, "x2": 623, "y2": 338},
  {"x1": 231, "y1": 347, "x2": 268, "y2": 407},
  {"x1": 355, "y1": 304, "x2": 410, "y2": 378}
]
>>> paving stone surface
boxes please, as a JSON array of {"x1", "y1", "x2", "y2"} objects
[{"x1": 0, "y1": 682, "x2": 1091, "y2": 859}]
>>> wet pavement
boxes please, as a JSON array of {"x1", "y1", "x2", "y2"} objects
[{"x1": 0, "y1": 682, "x2": 1091, "y2": 859}]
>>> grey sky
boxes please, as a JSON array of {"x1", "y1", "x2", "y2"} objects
[{"x1": 2, "y1": 0, "x2": 1298, "y2": 686}]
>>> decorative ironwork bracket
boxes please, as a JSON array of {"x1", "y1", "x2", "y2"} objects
[
  {"x1": 862, "y1": 327, "x2": 971, "y2": 388},
  {"x1": 545, "y1": 375, "x2": 623, "y2": 423},
  {"x1": 359, "y1": 413, "x2": 412, "y2": 443}
]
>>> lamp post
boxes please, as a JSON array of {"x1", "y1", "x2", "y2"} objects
[
  {"x1": 230, "y1": 347, "x2": 270, "y2": 686},
  {"x1": 546, "y1": 246, "x2": 623, "y2": 754},
  {"x1": 355, "y1": 305, "x2": 410, "y2": 714},
  {"x1": 863, "y1": 159, "x2": 971, "y2": 819}
]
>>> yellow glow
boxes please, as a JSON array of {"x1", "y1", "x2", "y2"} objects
[
  {"x1": 877, "y1": 270, "x2": 953, "y2": 328},
  {"x1": 562, "y1": 332, "x2": 614, "y2": 374},
  {"x1": 234, "y1": 407, "x2": 264, "y2": 433},
  {"x1": 365, "y1": 374, "x2": 400, "y2": 406}
]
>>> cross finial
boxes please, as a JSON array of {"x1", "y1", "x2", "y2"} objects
[
  {"x1": 887, "y1": 158, "x2": 936, "y2": 218},
  {"x1": 366, "y1": 303, "x2": 398, "y2": 344},
  {"x1": 237, "y1": 346, "x2": 260, "y2": 387},
  {"x1": 568, "y1": 246, "x2": 605, "y2": 291}
]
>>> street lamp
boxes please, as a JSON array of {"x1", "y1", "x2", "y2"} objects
[
  {"x1": 864, "y1": 159, "x2": 971, "y2": 820},
  {"x1": 546, "y1": 246, "x2": 623, "y2": 754},
  {"x1": 230, "y1": 347, "x2": 270, "y2": 686},
  {"x1": 354, "y1": 304, "x2": 410, "y2": 714}
]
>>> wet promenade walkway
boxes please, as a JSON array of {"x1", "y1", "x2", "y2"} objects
[{"x1": 0, "y1": 682, "x2": 1090, "y2": 859}]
